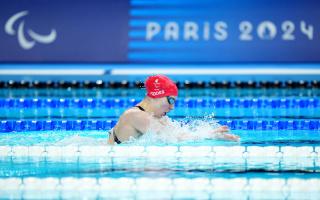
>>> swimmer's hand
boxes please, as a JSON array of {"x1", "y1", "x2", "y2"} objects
[{"x1": 211, "y1": 126, "x2": 240, "y2": 142}]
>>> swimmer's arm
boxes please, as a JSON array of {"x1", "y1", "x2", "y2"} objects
[
  {"x1": 210, "y1": 126, "x2": 240, "y2": 142},
  {"x1": 160, "y1": 118, "x2": 239, "y2": 142},
  {"x1": 177, "y1": 126, "x2": 239, "y2": 142},
  {"x1": 130, "y1": 112, "x2": 150, "y2": 135}
]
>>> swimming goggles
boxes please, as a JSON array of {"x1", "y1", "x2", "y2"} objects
[{"x1": 166, "y1": 96, "x2": 176, "y2": 105}]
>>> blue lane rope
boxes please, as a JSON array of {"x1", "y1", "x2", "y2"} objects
[
  {"x1": 0, "y1": 120, "x2": 319, "y2": 132},
  {"x1": 0, "y1": 98, "x2": 319, "y2": 108}
]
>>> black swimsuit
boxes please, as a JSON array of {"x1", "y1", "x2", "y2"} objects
[
  {"x1": 134, "y1": 105, "x2": 145, "y2": 112},
  {"x1": 111, "y1": 105, "x2": 145, "y2": 144}
]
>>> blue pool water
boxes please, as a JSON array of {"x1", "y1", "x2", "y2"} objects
[{"x1": 0, "y1": 88, "x2": 319, "y2": 199}]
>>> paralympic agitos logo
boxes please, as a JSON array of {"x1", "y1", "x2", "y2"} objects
[{"x1": 4, "y1": 10, "x2": 57, "y2": 50}]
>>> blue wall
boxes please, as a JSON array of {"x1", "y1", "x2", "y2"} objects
[{"x1": 0, "y1": 0, "x2": 320, "y2": 63}]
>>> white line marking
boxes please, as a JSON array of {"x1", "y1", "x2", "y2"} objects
[
  {"x1": 0, "y1": 70, "x2": 105, "y2": 75},
  {"x1": 111, "y1": 68, "x2": 320, "y2": 75}
]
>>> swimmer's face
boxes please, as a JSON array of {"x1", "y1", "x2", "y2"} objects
[{"x1": 153, "y1": 96, "x2": 176, "y2": 118}]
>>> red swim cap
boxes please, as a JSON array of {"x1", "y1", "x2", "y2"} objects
[{"x1": 145, "y1": 75, "x2": 178, "y2": 98}]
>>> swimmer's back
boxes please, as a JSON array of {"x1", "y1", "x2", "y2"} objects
[{"x1": 108, "y1": 106, "x2": 150, "y2": 144}]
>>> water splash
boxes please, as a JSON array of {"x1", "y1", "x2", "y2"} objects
[{"x1": 126, "y1": 114, "x2": 224, "y2": 145}]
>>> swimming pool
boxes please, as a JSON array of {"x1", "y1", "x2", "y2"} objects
[{"x1": 0, "y1": 82, "x2": 319, "y2": 199}]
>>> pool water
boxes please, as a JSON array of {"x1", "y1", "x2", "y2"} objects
[{"x1": 0, "y1": 88, "x2": 319, "y2": 199}]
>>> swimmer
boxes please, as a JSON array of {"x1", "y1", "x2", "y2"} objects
[{"x1": 108, "y1": 74, "x2": 239, "y2": 144}]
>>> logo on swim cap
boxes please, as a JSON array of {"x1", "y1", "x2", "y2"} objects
[
  {"x1": 153, "y1": 79, "x2": 161, "y2": 89},
  {"x1": 145, "y1": 75, "x2": 178, "y2": 98}
]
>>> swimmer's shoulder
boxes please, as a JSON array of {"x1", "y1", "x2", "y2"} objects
[
  {"x1": 120, "y1": 106, "x2": 150, "y2": 122},
  {"x1": 118, "y1": 107, "x2": 153, "y2": 135},
  {"x1": 124, "y1": 106, "x2": 147, "y2": 115}
]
